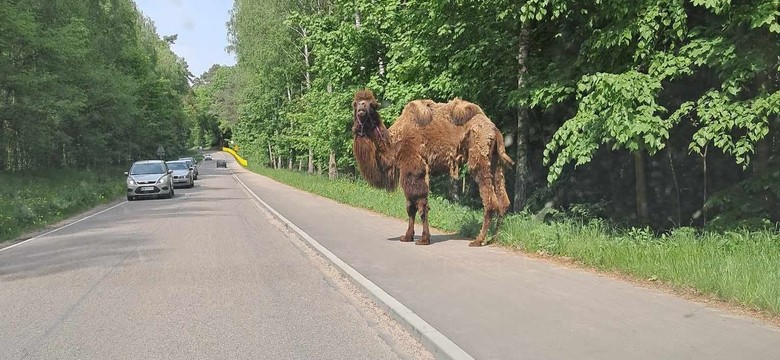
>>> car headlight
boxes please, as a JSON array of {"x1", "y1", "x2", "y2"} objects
[
  {"x1": 157, "y1": 176, "x2": 168, "y2": 184},
  {"x1": 127, "y1": 178, "x2": 136, "y2": 186}
]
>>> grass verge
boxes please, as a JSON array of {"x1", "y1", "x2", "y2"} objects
[
  {"x1": 0, "y1": 167, "x2": 126, "y2": 243},
  {"x1": 249, "y1": 165, "x2": 780, "y2": 317}
]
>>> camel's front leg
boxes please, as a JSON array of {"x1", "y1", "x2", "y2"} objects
[
  {"x1": 400, "y1": 199, "x2": 416, "y2": 242},
  {"x1": 415, "y1": 198, "x2": 430, "y2": 245}
]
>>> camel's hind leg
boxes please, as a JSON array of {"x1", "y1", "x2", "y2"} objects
[
  {"x1": 465, "y1": 128, "x2": 508, "y2": 247},
  {"x1": 468, "y1": 160, "x2": 499, "y2": 247},
  {"x1": 490, "y1": 163, "x2": 511, "y2": 244}
]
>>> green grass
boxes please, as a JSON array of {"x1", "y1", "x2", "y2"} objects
[
  {"x1": 250, "y1": 165, "x2": 780, "y2": 316},
  {"x1": 0, "y1": 167, "x2": 126, "y2": 243}
]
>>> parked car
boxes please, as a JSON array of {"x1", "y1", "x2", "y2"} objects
[
  {"x1": 125, "y1": 160, "x2": 174, "y2": 201},
  {"x1": 216, "y1": 159, "x2": 227, "y2": 168},
  {"x1": 178, "y1": 157, "x2": 198, "y2": 180},
  {"x1": 165, "y1": 160, "x2": 194, "y2": 188},
  {"x1": 203, "y1": 154, "x2": 212, "y2": 161}
]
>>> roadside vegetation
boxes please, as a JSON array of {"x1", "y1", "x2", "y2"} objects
[
  {"x1": 250, "y1": 165, "x2": 780, "y2": 316},
  {"x1": 0, "y1": 168, "x2": 126, "y2": 243},
  {"x1": 0, "y1": 1, "x2": 199, "y2": 244}
]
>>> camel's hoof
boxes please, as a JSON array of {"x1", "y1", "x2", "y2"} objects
[
  {"x1": 400, "y1": 235, "x2": 414, "y2": 242},
  {"x1": 415, "y1": 237, "x2": 430, "y2": 245},
  {"x1": 468, "y1": 239, "x2": 483, "y2": 247}
]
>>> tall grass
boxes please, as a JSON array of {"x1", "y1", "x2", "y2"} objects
[
  {"x1": 251, "y1": 165, "x2": 780, "y2": 316},
  {"x1": 0, "y1": 167, "x2": 126, "y2": 243}
]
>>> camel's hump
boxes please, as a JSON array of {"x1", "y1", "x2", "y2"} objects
[{"x1": 449, "y1": 98, "x2": 484, "y2": 125}]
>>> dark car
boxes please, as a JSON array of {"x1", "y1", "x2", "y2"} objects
[{"x1": 216, "y1": 159, "x2": 227, "y2": 168}]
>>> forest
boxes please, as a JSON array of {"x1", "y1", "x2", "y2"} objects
[
  {"x1": 0, "y1": 0, "x2": 193, "y2": 171},
  {"x1": 2, "y1": 0, "x2": 778, "y2": 232},
  {"x1": 189, "y1": 0, "x2": 780, "y2": 231}
]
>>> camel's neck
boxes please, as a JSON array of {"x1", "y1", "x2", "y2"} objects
[{"x1": 353, "y1": 130, "x2": 398, "y2": 191}]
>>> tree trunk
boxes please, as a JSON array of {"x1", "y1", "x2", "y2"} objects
[
  {"x1": 308, "y1": 134, "x2": 314, "y2": 173},
  {"x1": 754, "y1": 137, "x2": 770, "y2": 175},
  {"x1": 302, "y1": 27, "x2": 311, "y2": 90},
  {"x1": 328, "y1": 150, "x2": 337, "y2": 179},
  {"x1": 512, "y1": 24, "x2": 532, "y2": 212},
  {"x1": 634, "y1": 151, "x2": 649, "y2": 225},
  {"x1": 268, "y1": 143, "x2": 274, "y2": 167},
  {"x1": 702, "y1": 146, "x2": 708, "y2": 227},
  {"x1": 288, "y1": 150, "x2": 293, "y2": 169},
  {"x1": 667, "y1": 148, "x2": 682, "y2": 226},
  {"x1": 0, "y1": 120, "x2": 6, "y2": 171}
]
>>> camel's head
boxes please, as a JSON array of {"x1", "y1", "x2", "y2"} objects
[{"x1": 353, "y1": 89, "x2": 381, "y2": 137}]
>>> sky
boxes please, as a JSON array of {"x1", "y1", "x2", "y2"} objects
[{"x1": 134, "y1": 0, "x2": 236, "y2": 78}]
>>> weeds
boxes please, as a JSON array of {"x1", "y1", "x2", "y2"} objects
[{"x1": 0, "y1": 167, "x2": 126, "y2": 243}]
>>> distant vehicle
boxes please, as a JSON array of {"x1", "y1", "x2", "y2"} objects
[
  {"x1": 178, "y1": 157, "x2": 198, "y2": 180},
  {"x1": 165, "y1": 160, "x2": 194, "y2": 188},
  {"x1": 125, "y1": 160, "x2": 174, "y2": 201},
  {"x1": 204, "y1": 154, "x2": 212, "y2": 161},
  {"x1": 216, "y1": 159, "x2": 227, "y2": 168}
]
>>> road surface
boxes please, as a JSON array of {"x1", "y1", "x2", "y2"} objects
[
  {"x1": 3, "y1": 152, "x2": 780, "y2": 360},
  {"x1": 0, "y1": 157, "x2": 428, "y2": 360}
]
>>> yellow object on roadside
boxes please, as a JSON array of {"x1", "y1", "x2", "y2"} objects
[{"x1": 223, "y1": 147, "x2": 248, "y2": 166}]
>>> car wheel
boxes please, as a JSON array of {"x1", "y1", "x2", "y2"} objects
[{"x1": 127, "y1": 195, "x2": 135, "y2": 201}]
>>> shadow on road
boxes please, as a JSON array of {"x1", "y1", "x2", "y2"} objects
[
  {"x1": 0, "y1": 235, "x2": 165, "y2": 281},
  {"x1": 385, "y1": 233, "x2": 465, "y2": 245}
]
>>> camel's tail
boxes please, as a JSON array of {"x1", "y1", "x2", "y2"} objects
[{"x1": 494, "y1": 128, "x2": 514, "y2": 166}]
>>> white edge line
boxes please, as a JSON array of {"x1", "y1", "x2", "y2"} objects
[
  {"x1": 0, "y1": 201, "x2": 127, "y2": 253},
  {"x1": 230, "y1": 170, "x2": 475, "y2": 360}
]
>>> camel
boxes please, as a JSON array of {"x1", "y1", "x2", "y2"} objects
[{"x1": 352, "y1": 89, "x2": 514, "y2": 247}]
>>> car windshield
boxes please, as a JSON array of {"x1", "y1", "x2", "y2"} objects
[
  {"x1": 130, "y1": 163, "x2": 165, "y2": 175},
  {"x1": 166, "y1": 162, "x2": 189, "y2": 170}
]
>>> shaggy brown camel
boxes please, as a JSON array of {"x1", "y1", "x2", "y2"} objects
[{"x1": 352, "y1": 89, "x2": 514, "y2": 247}]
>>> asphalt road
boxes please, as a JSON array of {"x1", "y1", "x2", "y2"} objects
[
  {"x1": 0, "y1": 157, "x2": 427, "y2": 360},
  {"x1": 3, "y1": 153, "x2": 780, "y2": 360}
]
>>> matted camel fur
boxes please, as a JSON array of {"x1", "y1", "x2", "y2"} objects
[{"x1": 352, "y1": 89, "x2": 514, "y2": 247}]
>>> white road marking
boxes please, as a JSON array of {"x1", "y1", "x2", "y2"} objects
[
  {"x1": 0, "y1": 201, "x2": 127, "y2": 253},
  {"x1": 230, "y1": 170, "x2": 475, "y2": 360}
]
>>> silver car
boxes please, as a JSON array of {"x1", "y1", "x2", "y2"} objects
[
  {"x1": 178, "y1": 157, "x2": 198, "y2": 180},
  {"x1": 166, "y1": 160, "x2": 194, "y2": 188},
  {"x1": 125, "y1": 160, "x2": 174, "y2": 201}
]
